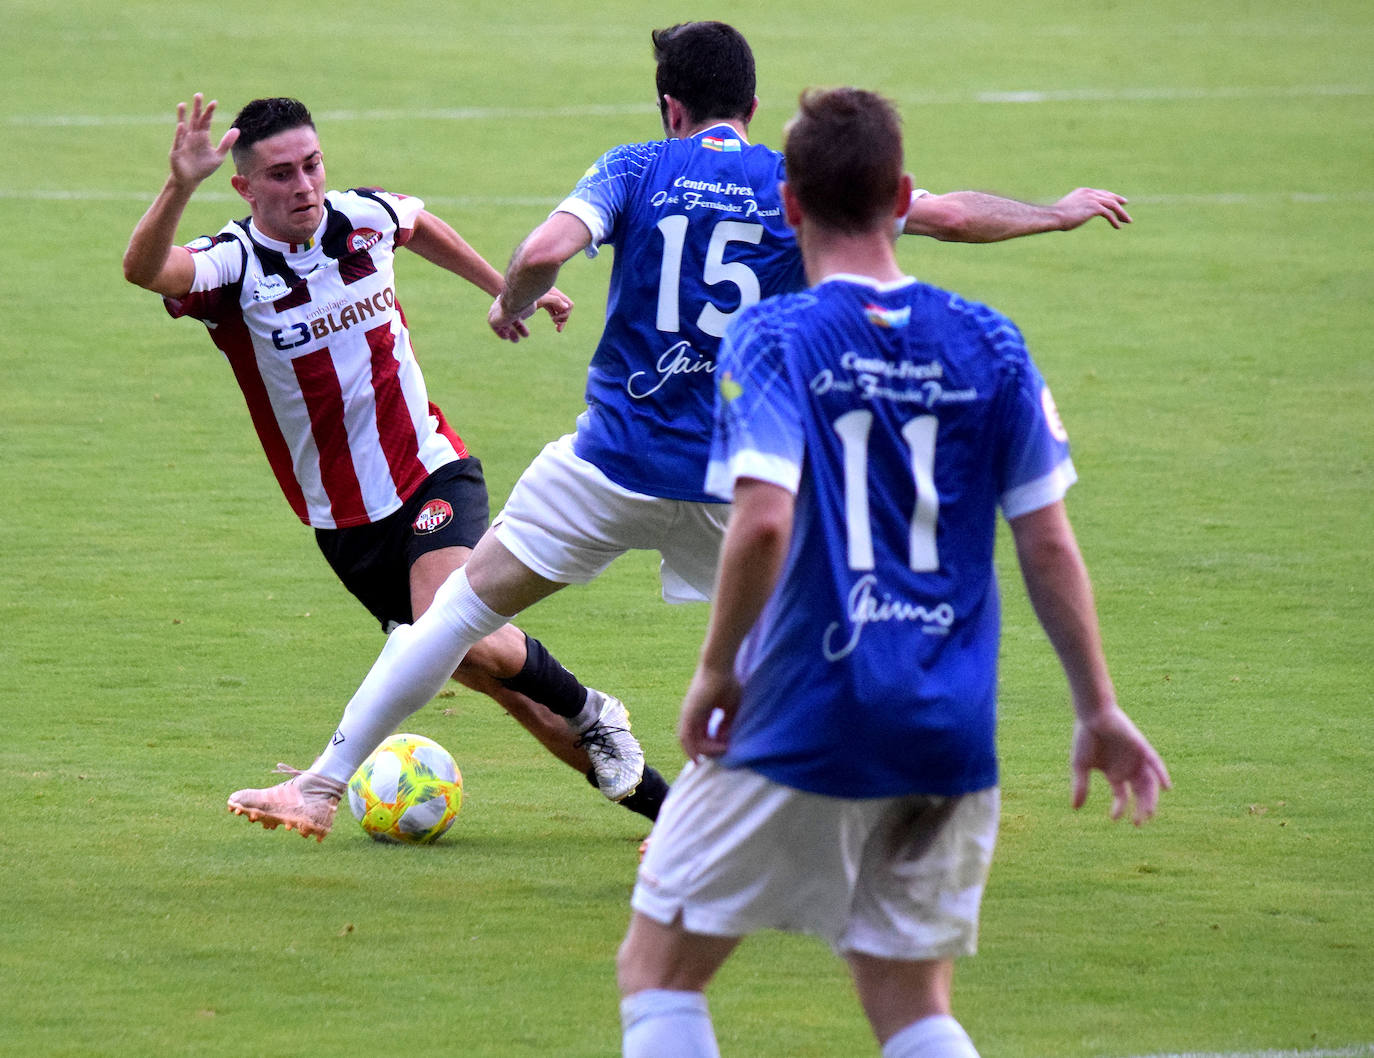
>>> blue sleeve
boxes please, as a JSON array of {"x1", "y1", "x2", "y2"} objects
[
  {"x1": 555, "y1": 141, "x2": 664, "y2": 251},
  {"x1": 989, "y1": 326, "x2": 1077, "y2": 518},
  {"x1": 705, "y1": 301, "x2": 806, "y2": 500}
]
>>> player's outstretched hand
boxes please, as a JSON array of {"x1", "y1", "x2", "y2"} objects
[
  {"x1": 488, "y1": 295, "x2": 537, "y2": 343},
  {"x1": 537, "y1": 288, "x2": 574, "y2": 332},
  {"x1": 1054, "y1": 187, "x2": 1132, "y2": 230},
  {"x1": 1071, "y1": 703, "x2": 1171, "y2": 825},
  {"x1": 170, "y1": 93, "x2": 239, "y2": 189},
  {"x1": 678, "y1": 665, "x2": 739, "y2": 763}
]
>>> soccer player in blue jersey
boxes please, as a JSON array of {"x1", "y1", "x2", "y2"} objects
[
  {"x1": 314, "y1": 23, "x2": 1138, "y2": 800},
  {"x1": 612, "y1": 86, "x2": 1171, "y2": 1058}
]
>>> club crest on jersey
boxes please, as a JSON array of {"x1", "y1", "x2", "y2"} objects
[
  {"x1": 413, "y1": 499, "x2": 453, "y2": 535},
  {"x1": 719, "y1": 370, "x2": 744, "y2": 403},
  {"x1": 253, "y1": 275, "x2": 292, "y2": 303},
  {"x1": 347, "y1": 228, "x2": 382, "y2": 254},
  {"x1": 1040, "y1": 385, "x2": 1070, "y2": 442},
  {"x1": 863, "y1": 303, "x2": 911, "y2": 329}
]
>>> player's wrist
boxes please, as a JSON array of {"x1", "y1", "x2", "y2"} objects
[
  {"x1": 501, "y1": 293, "x2": 536, "y2": 321},
  {"x1": 165, "y1": 171, "x2": 205, "y2": 199}
]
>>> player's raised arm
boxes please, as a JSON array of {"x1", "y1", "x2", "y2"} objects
[
  {"x1": 902, "y1": 186, "x2": 1131, "y2": 243},
  {"x1": 123, "y1": 94, "x2": 240, "y2": 298}
]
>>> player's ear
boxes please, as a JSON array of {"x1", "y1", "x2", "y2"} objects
[
  {"x1": 894, "y1": 174, "x2": 914, "y2": 223},
  {"x1": 745, "y1": 95, "x2": 759, "y2": 126},
  {"x1": 230, "y1": 172, "x2": 253, "y2": 205},
  {"x1": 781, "y1": 182, "x2": 803, "y2": 228},
  {"x1": 662, "y1": 95, "x2": 689, "y2": 137}
]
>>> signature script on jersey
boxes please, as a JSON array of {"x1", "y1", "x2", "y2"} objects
[
  {"x1": 822, "y1": 574, "x2": 954, "y2": 661},
  {"x1": 626, "y1": 341, "x2": 715, "y2": 399}
]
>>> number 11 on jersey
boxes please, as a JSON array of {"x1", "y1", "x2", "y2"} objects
[{"x1": 833, "y1": 410, "x2": 940, "y2": 573}]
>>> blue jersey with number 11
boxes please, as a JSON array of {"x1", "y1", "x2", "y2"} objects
[
  {"x1": 707, "y1": 276, "x2": 1078, "y2": 798},
  {"x1": 555, "y1": 126, "x2": 804, "y2": 502}
]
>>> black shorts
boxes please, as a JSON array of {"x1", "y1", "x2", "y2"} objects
[{"x1": 315, "y1": 457, "x2": 491, "y2": 631}]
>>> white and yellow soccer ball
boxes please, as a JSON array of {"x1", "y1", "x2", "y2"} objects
[{"x1": 347, "y1": 733, "x2": 463, "y2": 844}]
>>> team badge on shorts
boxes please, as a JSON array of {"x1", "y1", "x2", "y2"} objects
[{"x1": 413, "y1": 499, "x2": 453, "y2": 535}]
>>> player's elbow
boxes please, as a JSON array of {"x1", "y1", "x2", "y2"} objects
[
  {"x1": 513, "y1": 236, "x2": 571, "y2": 278},
  {"x1": 122, "y1": 244, "x2": 170, "y2": 291},
  {"x1": 909, "y1": 197, "x2": 983, "y2": 243},
  {"x1": 1010, "y1": 501, "x2": 1078, "y2": 565},
  {"x1": 122, "y1": 251, "x2": 153, "y2": 288},
  {"x1": 123, "y1": 247, "x2": 192, "y2": 299},
  {"x1": 733, "y1": 495, "x2": 794, "y2": 560},
  {"x1": 513, "y1": 213, "x2": 592, "y2": 275}
]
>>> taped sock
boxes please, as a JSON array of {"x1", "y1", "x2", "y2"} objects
[{"x1": 621, "y1": 990, "x2": 719, "y2": 1058}]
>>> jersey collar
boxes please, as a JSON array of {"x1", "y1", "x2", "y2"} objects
[
  {"x1": 692, "y1": 123, "x2": 751, "y2": 150},
  {"x1": 248, "y1": 213, "x2": 328, "y2": 257},
  {"x1": 820, "y1": 273, "x2": 919, "y2": 291}
]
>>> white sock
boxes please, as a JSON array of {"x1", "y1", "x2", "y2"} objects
[
  {"x1": 311, "y1": 569, "x2": 509, "y2": 783},
  {"x1": 621, "y1": 990, "x2": 720, "y2": 1058},
  {"x1": 567, "y1": 693, "x2": 599, "y2": 733},
  {"x1": 882, "y1": 1014, "x2": 980, "y2": 1058}
]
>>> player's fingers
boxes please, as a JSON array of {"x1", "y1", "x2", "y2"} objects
[
  {"x1": 1071, "y1": 765, "x2": 1091, "y2": 810},
  {"x1": 1094, "y1": 191, "x2": 1131, "y2": 226},
  {"x1": 1109, "y1": 780, "x2": 1128, "y2": 822},
  {"x1": 1149, "y1": 747, "x2": 1173, "y2": 791},
  {"x1": 1130, "y1": 770, "x2": 1161, "y2": 826}
]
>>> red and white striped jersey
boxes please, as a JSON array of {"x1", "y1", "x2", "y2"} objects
[{"x1": 166, "y1": 188, "x2": 468, "y2": 528}]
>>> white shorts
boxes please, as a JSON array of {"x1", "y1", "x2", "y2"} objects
[
  {"x1": 491, "y1": 434, "x2": 729, "y2": 603},
  {"x1": 633, "y1": 760, "x2": 1000, "y2": 961}
]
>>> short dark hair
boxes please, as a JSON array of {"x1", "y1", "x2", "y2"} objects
[
  {"x1": 783, "y1": 87, "x2": 904, "y2": 234},
  {"x1": 651, "y1": 21, "x2": 756, "y2": 126},
  {"x1": 230, "y1": 97, "x2": 315, "y2": 170}
]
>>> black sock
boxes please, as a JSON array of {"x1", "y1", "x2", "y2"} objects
[
  {"x1": 497, "y1": 635, "x2": 587, "y2": 719},
  {"x1": 588, "y1": 764, "x2": 670, "y2": 822}
]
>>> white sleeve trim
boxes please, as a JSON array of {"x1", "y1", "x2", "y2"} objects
[
  {"x1": 705, "y1": 450, "x2": 801, "y2": 501},
  {"x1": 553, "y1": 197, "x2": 605, "y2": 258},
  {"x1": 187, "y1": 237, "x2": 246, "y2": 293},
  {"x1": 894, "y1": 188, "x2": 931, "y2": 236},
  {"x1": 386, "y1": 190, "x2": 425, "y2": 231},
  {"x1": 1000, "y1": 458, "x2": 1077, "y2": 520}
]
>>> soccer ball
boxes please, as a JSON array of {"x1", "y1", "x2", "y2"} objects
[{"x1": 347, "y1": 733, "x2": 463, "y2": 844}]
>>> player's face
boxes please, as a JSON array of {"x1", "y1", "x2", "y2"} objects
[{"x1": 235, "y1": 126, "x2": 326, "y2": 244}]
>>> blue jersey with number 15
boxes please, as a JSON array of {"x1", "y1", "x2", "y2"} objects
[{"x1": 555, "y1": 125, "x2": 804, "y2": 502}]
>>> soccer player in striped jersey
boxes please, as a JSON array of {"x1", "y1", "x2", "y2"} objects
[
  {"x1": 123, "y1": 95, "x2": 665, "y2": 840},
  {"x1": 614, "y1": 86, "x2": 1170, "y2": 1058},
  {"x1": 315, "y1": 22, "x2": 1136, "y2": 838}
]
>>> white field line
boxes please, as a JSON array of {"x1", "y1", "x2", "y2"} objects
[
  {"x1": 1122, "y1": 1047, "x2": 1374, "y2": 1058},
  {"x1": 3, "y1": 84, "x2": 1370, "y2": 127}
]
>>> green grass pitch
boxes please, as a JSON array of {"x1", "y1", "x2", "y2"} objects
[{"x1": 1, "y1": 1, "x2": 1371, "y2": 1055}]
